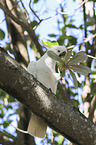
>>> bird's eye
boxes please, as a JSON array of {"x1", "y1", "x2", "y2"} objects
[{"x1": 58, "y1": 50, "x2": 60, "y2": 52}]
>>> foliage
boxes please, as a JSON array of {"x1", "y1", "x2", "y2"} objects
[
  {"x1": 0, "y1": 89, "x2": 18, "y2": 143},
  {"x1": 0, "y1": 0, "x2": 96, "y2": 145},
  {"x1": 0, "y1": 29, "x2": 5, "y2": 40}
]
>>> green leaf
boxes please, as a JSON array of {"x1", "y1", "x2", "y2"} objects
[
  {"x1": 2, "y1": 130, "x2": 15, "y2": 140},
  {"x1": 31, "y1": 21, "x2": 38, "y2": 28},
  {"x1": 58, "y1": 135, "x2": 64, "y2": 144},
  {"x1": 0, "y1": 108, "x2": 4, "y2": 118},
  {"x1": 5, "y1": 43, "x2": 12, "y2": 53},
  {"x1": 79, "y1": 25, "x2": 83, "y2": 30},
  {"x1": 74, "y1": 51, "x2": 85, "y2": 56},
  {"x1": 41, "y1": 40, "x2": 59, "y2": 48},
  {"x1": 86, "y1": 19, "x2": 94, "y2": 27},
  {"x1": 71, "y1": 99, "x2": 79, "y2": 107},
  {"x1": 47, "y1": 50, "x2": 63, "y2": 62},
  {"x1": 7, "y1": 113, "x2": 14, "y2": 119},
  {"x1": 3, "y1": 120, "x2": 12, "y2": 128},
  {"x1": 5, "y1": 105, "x2": 13, "y2": 110},
  {"x1": 89, "y1": 30, "x2": 96, "y2": 34},
  {"x1": 66, "y1": 24, "x2": 78, "y2": 29},
  {"x1": 0, "y1": 29, "x2": 5, "y2": 40},
  {"x1": 66, "y1": 35, "x2": 77, "y2": 45},
  {"x1": 69, "y1": 69, "x2": 78, "y2": 88},
  {"x1": 65, "y1": 50, "x2": 72, "y2": 64},
  {"x1": 57, "y1": 35, "x2": 65, "y2": 45},
  {"x1": 90, "y1": 71, "x2": 96, "y2": 75},
  {"x1": 48, "y1": 34, "x2": 57, "y2": 37},
  {"x1": 69, "y1": 55, "x2": 88, "y2": 65},
  {"x1": 33, "y1": 0, "x2": 38, "y2": 3},
  {"x1": 68, "y1": 20, "x2": 74, "y2": 24},
  {"x1": 70, "y1": 64, "x2": 91, "y2": 75}
]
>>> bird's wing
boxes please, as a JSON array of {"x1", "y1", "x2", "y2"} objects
[
  {"x1": 27, "y1": 61, "x2": 37, "y2": 77},
  {"x1": 27, "y1": 61, "x2": 47, "y2": 138}
]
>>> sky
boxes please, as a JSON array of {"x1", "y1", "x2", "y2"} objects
[{"x1": 0, "y1": 0, "x2": 84, "y2": 46}]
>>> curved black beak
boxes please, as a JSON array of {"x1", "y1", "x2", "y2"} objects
[{"x1": 59, "y1": 51, "x2": 66, "y2": 57}]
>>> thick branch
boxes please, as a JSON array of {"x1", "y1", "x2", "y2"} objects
[
  {"x1": 0, "y1": 2, "x2": 44, "y2": 56},
  {"x1": 0, "y1": 48, "x2": 96, "y2": 145}
]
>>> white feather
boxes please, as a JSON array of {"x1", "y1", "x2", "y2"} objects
[{"x1": 27, "y1": 46, "x2": 66, "y2": 138}]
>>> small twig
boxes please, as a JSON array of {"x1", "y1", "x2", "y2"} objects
[
  {"x1": 83, "y1": 0, "x2": 88, "y2": 53},
  {"x1": 89, "y1": 96, "x2": 96, "y2": 122},
  {"x1": 29, "y1": 0, "x2": 58, "y2": 24},
  {"x1": 29, "y1": 0, "x2": 41, "y2": 22},
  {"x1": 87, "y1": 54, "x2": 96, "y2": 60},
  {"x1": 0, "y1": 3, "x2": 43, "y2": 55},
  {"x1": 0, "y1": 18, "x2": 6, "y2": 24},
  {"x1": 84, "y1": 33, "x2": 96, "y2": 43},
  {"x1": 66, "y1": 33, "x2": 96, "y2": 49},
  {"x1": 10, "y1": 123, "x2": 28, "y2": 134},
  {"x1": 66, "y1": 44, "x2": 96, "y2": 60},
  {"x1": 9, "y1": 0, "x2": 21, "y2": 12},
  {"x1": 66, "y1": 45, "x2": 75, "y2": 49},
  {"x1": 58, "y1": 0, "x2": 87, "y2": 15}
]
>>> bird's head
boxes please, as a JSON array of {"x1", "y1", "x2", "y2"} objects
[{"x1": 47, "y1": 46, "x2": 67, "y2": 61}]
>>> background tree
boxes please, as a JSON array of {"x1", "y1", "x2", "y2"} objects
[{"x1": 0, "y1": 0, "x2": 96, "y2": 145}]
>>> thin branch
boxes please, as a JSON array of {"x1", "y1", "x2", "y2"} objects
[
  {"x1": 87, "y1": 54, "x2": 96, "y2": 59},
  {"x1": 84, "y1": 33, "x2": 96, "y2": 43},
  {"x1": 89, "y1": 96, "x2": 96, "y2": 121},
  {"x1": 19, "y1": 0, "x2": 30, "y2": 20},
  {"x1": 83, "y1": 0, "x2": 88, "y2": 53},
  {"x1": 0, "y1": 48, "x2": 96, "y2": 145},
  {"x1": 29, "y1": 0, "x2": 41, "y2": 22},
  {"x1": 0, "y1": 2, "x2": 44, "y2": 55},
  {"x1": 0, "y1": 18, "x2": 6, "y2": 24},
  {"x1": 10, "y1": 123, "x2": 28, "y2": 134},
  {"x1": 0, "y1": 49, "x2": 96, "y2": 145},
  {"x1": 29, "y1": 0, "x2": 58, "y2": 27},
  {"x1": 58, "y1": 0, "x2": 87, "y2": 15}
]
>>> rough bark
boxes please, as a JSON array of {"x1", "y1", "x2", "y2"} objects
[
  {"x1": 0, "y1": 48, "x2": 96, "y2": 145},
  {"x1": 0, "y1": 1, "x2": 36, "y2": 145}
]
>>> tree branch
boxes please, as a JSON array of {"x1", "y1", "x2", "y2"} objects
[
  {"x1": 29, "y1": 0, "x2": 41, "y2": 22},
  {"x1": 89, "y1": 95, "x2": 96, "y2": 121},
  {"x1": 0, "y1": 48, "x2": 96, "y2": 145},
  {"x1": 0, "y1": 2, "x2": 44, "y2": 56}
]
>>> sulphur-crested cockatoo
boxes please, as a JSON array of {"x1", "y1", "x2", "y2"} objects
[{"x1": 27, "y1": 46, "x2": 66, "y2": 138}]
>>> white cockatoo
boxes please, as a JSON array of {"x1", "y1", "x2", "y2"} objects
[{"x1": 27, "y1": 46, "x2": 66, "y2": 138}]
